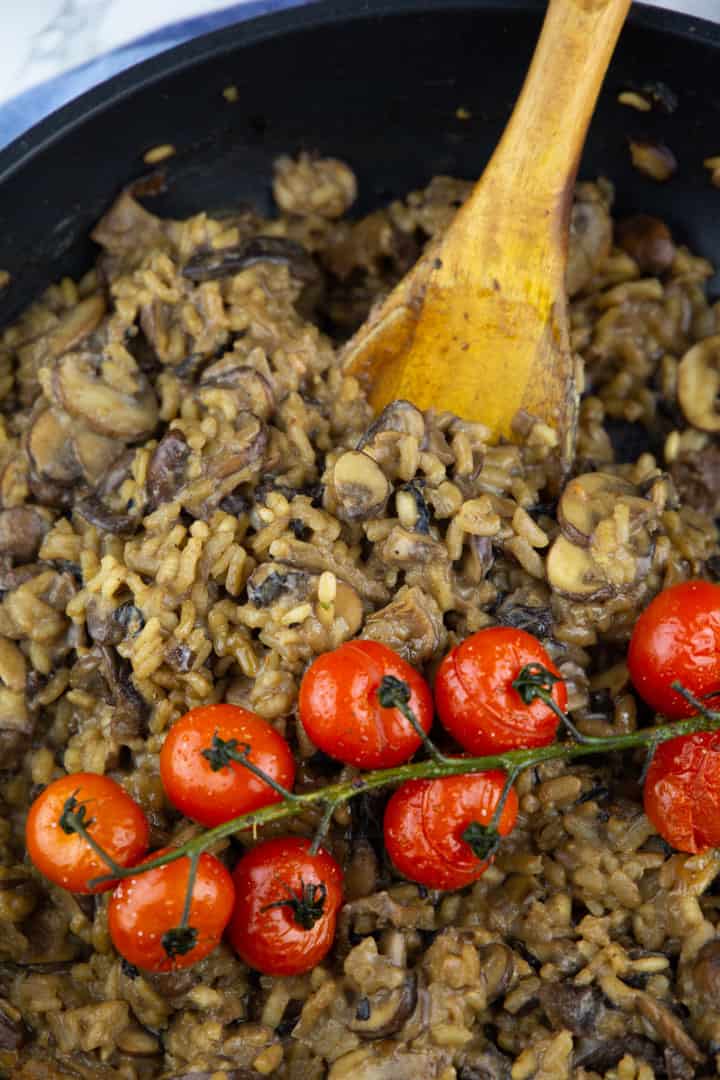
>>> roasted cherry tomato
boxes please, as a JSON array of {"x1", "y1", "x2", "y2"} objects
[
  {"x1": 26, "y1": 773, "x2": 149, "y2": 894},
  {"x1": 643, "y1": 732, "x2": 720, "y2": 853},
  {"x1": 108, "y1": 849, "x2": 235, "y2": 971},
  {"x1": 628, "y1": 580, "x2": 720, "y2": 719},
  {"x1": 434, "y1": 627, "x2": 567, "y2": 754},
  {"x1": 299, "y1": 640, "x2": 433, "y2": 769},
  {"x1": 228, "y1": 837, "x2": 343, "y2": 976},
  {"x1": 384, "y1": 771, "x2": 518, "y2": 891},
  {"x1": 160, "y1": 704, "x2": 296, "y2": 827}
]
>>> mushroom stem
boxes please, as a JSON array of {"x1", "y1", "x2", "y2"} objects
[{"x1": 87, "y1": 687, "x2": 720, "y2": 891}]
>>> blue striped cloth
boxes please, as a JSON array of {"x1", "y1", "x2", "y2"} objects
[{"x1": 0, "y1": 0, "x2": 308, "y2": 150}]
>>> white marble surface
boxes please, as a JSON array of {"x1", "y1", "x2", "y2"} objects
[{"x1": 0, "y1": 0, "x2": 717, "y2": 111}]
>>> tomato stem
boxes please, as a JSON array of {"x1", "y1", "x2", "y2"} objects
[
  {"x1": 512, "y1": 663, "x2": 603, "y2": 745},
  {"x1": 309, "y1": 799, "x2": 339, "y2": 856},
  {"x1": 161, "y1": 853, "x2": 200, "y2": 960},
  {"x1": 58, "y1": 793, "x2": 125, "y2": 877},
  {"x1": 377, "y1": 675, "x2": 451, "y2": 763},
  {"x1": 202, "y1": 732, "x2": 299, "y2": 801},
  {"x1": 87, "y1": 694, "x2": 720, "y2": 889},
  {"x1": 671, "y1": 681, "x2": 720, "y2": 722},
  {"x1": 462, "y1": 765, "x2": 521, "y2": 860}
]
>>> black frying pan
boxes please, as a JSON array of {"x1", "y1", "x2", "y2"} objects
[{"x1": 0, "y1": 0, "x2": 719, "y2": 333}]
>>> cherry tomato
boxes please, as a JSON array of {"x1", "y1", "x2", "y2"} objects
[
  {"x1": 160, "y1": 704, "x2": 296, "y2": 827},
  {"x1": 434, "y1": 627, "x2": 567, "y2": 754},
  {"x1": 384, "y1": 771, "x2": 518, "y2": 891},
  {"x1": 26, "y1": 773, "x2": 149, "y2": 894},
  {"x1": 643, "y1": 732, "x2": 720, "y2": 853},
  {"x1": 628, "y1": 580, "x2": 720, "y2": 719},
  {"x1": 228, "y1": 837, "x2": 343, "y2": 975},
  {"x1": 299, "y1": 640, "x2": 433, "y2": 769},
  {"x1": 108, "y1": 849, "x2": 235, "y2": 971}
]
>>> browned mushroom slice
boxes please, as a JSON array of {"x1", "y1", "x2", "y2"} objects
[
  {"x1": 546, "y1": 536, "x2": 612, "y2": 599},
  {"x1": 72, "y1": 428, "x2": 123, "y2": 486},
  {"x1": 0, "y1": 998, "x2": 27, "y2": 1051},
  {"x1": 200, "y1": 360, "x2": 275, "y2": 420},
  {"x1": 349, "y1": 974, "x2": 418, "y2": 1039},
  {"x1": 183, "y1": 235, "x2": 320, "y2": 284},
  {"x1": 75, "y1": 494, "x2": 139, "y2": 536},
  {"x1": 358, "y1": 399, "x2": 426, "y2": 449},
  {"x1": 206, "y1": 413, "x2": 268, "y2": 481},
  {"x1": 332, "y1": 450, "x2": 390, "y2": 523},
  {"x1": 0, "y1": 508, "x2": 50, "y2": 562},
  {"x1": 566, "y1": 188, "x2": 613, "y2": 297},
  {"x1": 615, "y1": 215, "x2": 676, "y2": 275},
  {"x1": 26, "y1": 409, "x2": 81, "y2": 485},
  {"x1": 558, "y1": 472, "x2": 640, "y2": 547},
  {"x1": 53, "y1": 352, "x2": 159, "y2": 441},
  {"x1": 147, "y1": 429, "x2": 190, "y2": 507},
  {"x1": 677, "y1": 336, "x2": 720, "y2": 432}
]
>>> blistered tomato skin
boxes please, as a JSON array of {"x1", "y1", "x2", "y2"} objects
[
  {"x1": 628, "y1": 580, "x2": 720, "y2": 719},
  {"x1": 228, "y1": 837, "x2": 343, "y2": 976},
  {"x1": 299, "y1": 640, "x2": 434, "y2": 769},
  {"x1": 160, "y1": 703, "x2": 296, "y2": 827},
  {"x1": 108, "y1": 850, "x2": 235, "y2": 972},
  {"x1": 25, "y1": 773, "x2": 149, "y2": 894},
  {"x1": 434, "y1": 627, "x2": 567, "y2": 755},
  {"x1": 643, "y1": 732, "x2": 720, "y2": 853},
  {"x1": 384, "y1": 771, "x2": 518, "y2": 890}
]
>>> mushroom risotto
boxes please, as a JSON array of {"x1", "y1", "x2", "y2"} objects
[{"x1": 1, "y1": 153, "x2": 720, "y2": 1079}]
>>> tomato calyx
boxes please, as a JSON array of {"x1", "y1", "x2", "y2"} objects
[
  {"x1": 513, "y1": 663, "x2": 595, "y2": 745},
  {"x1": 262, "y1": 878, "x2": 328, "y2": 930},
  {"x1": 201, "y1": 731, "x2": 298, "y2": 801},
  {"x1": 377, "y1": 675, "x2": 448, "y2": 763},
  {"x1": 462, "y1": 820, "x2": 502, "y2": 860},
  {"x1": 58, "y1": 791, "x2": 124, "y2": 877},
  {"x1": 161, "y1": 925, "x2": 199, "y2": 959}
]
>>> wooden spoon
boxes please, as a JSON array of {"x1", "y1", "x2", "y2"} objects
[{"x1": 343, "y1": 0, "x2": 632, "y2": 466}]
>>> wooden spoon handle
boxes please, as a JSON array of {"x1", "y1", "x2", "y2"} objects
[{"x1": 480, "y1": 0, "x2": 632, "y2": 213}]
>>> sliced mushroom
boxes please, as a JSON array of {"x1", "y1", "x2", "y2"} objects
[
  {"x1": 574, "y1": 1035, "x2": 664, "y2": 1073},
  {"x1": 71, "y1": 428, "x2": 121, "y2": 486},
  {"x1": 539, "y1": 983, "x2": 604, "y2": 1036},
  {"x1": 200, "y1": 361, "x2": 275, "y2": 420},
  {"x1": 147, "y1": 428, "x2": 190, "y2": 507},
  {"x1": 496, "y1": 597, "x2": 553, "y2": 639},
  {"x1": 183, "y1": 235, "x2": 320, "y2": 285},
  {"x1": 558, "y1": 472, "x2": 641, "y2": 547},
  {"x1": 692, "y1": 939, "x2": 720, "y2": 999},
  {"x1": 332, "y1": 451, "x2": 390, "y2": 523},
  {"x1": 362, "y1": 585, "x2": 445, "y2": 666},
  {"x1": 0, "y1": 508, "x2": 49, "y2": 563},
  {"x1": 332, "y1": 581, "x2": 364, "y2": 636},
  {"x1": 246, "y1": 565, "x2": 311, "y2": 608},
  {"x1": 546, "y1": 536, "x2": 613, "y2": 599},
  {"x1": 26, "y1": 408, "x2": 81, "y2": 485},
  {"x1": 98, "y1": 646, "x2": 148, "y2": 741},
  {"x1": 457, "y1": 1044, "x2": 512, "y2": 1080},
  {"x1": 86, "y1": 597, "x2": 144, "y2": 645},
  {"x1": 677, "y1": 336, "x2": 720, "y2": 432},
  {"x1": 566, "y1": 186, "x2": 613, "y2": 296},
  {"x1": 75, "y1": 494, "x2": 139, "y2": 536},
  {"x1": 358, "y1": 399, "x2": 426, "y2": 449},
  {"x1": 616, "y1": 215, "x2": 676, "y2": 275},
  {"x1": 349, "y1": 973, "x2": 418, "y2": 1039},
  {"x1": 53, "y1": 352, "x2": 158, "y2": 441}
]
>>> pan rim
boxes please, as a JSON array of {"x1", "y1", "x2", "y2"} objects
[{"x1": 0, "y1": 0, "x2": 718, "y2": 185}]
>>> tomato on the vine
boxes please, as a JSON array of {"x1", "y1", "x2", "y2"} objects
[
  {"x1": 228, "y1": 837, "x2": 343, "y2": 975},
  {"x1": 384, "y1": 771, "x2": 518, "y2": 890},
  {"x1": 434, "y1": 627, "x2": 567, "y2": 754},
  {"x1": 628, "y1": 580, "x2": 720, "y2": 719},
  {"x1": 108, "y1": 849, "x2": 234, "y2": 971},
  {"x1": 160, "y1": 704, "x2": 296, "y2": 827},
  {"x1": 26, "y1": 773, "x2": 149, "y2": 894},
  {"x1": 299, "y1": 640, "x2": 433, "y2": 769},
  {"x1": 643, "y1": 732, "x2": 720, "y2": 853}
]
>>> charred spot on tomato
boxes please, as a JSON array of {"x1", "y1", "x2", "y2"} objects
[
  {"x1": 262, "y1": 879, "x2": 328, "y2": 930},
  {"x1": 161, "y1": 925, "x2": 199, "y2": 959}
]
